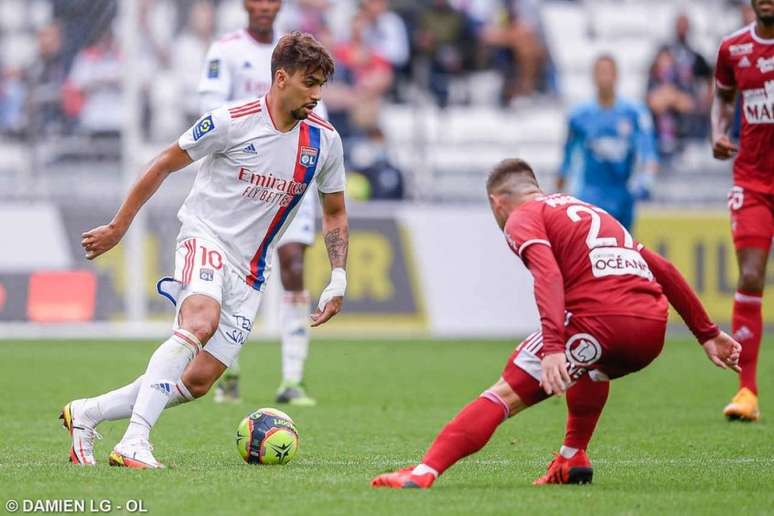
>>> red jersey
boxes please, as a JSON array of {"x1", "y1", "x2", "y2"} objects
[
  {"x1": 715, "y1": 23, "x2": 774, "y2": 194},
  {"x1": 504, "y1": 194, "x2": 668, "y2": 353}
]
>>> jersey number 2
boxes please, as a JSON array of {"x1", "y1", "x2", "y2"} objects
[{"x1": 566, "y1": 205, "x2": 633, "y2": 249}]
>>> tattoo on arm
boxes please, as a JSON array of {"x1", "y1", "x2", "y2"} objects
[{"x1": 324, "y1": 227, "x2": 348, "y2": 269}]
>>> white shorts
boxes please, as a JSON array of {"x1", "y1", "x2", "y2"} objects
[
  {"x1": 278, "y1": 187, "x2": 316, "y2": 246},
  {"x1": 167, "y1": 237, "x2": 262, "y2": 368}
]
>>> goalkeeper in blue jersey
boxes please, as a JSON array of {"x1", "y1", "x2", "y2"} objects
[{"x1": 557, "y1": 55, "x2": 658, "y2": 231}]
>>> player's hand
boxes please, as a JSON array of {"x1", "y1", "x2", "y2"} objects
[
  {"x1": 310, "y1": 268, "x2": 346, "y2": 327},
  {"x1": 81, "y1": 223, "x2": 124, "y2": 260},
  {"x1": 712, "y1": 135, "x2": 738, "y2": 160},
  {"x1": 540, "y1": 352, "x2": 572, "y2": 396},
  {"x1": 310, "y1": 295, "x2": 343, "y2": 327},
  {"x1": 702, "y1": 331, "x2": 742, "y2": 373}
]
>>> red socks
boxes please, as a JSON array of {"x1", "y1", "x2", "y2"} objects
[
  {"x1": 733, "y1": 290, "x2": 763, "y2": 394},
  {"x1": 421, "y1": 394, "x2": 507, "y2": 475},
  {"x1": 564, "y1": 375, "x2": 609, "y2": 450}
]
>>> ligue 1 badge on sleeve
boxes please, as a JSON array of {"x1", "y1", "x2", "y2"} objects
[
  {"x1": 193, "y1": 114, "x2": 215, "y2": 141},
  {"x1": 299, "y1": 146, "x2": 319, "y2": 167}
]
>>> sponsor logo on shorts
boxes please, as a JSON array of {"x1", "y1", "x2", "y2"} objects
[
  {"x1": 234, "y1": 314, "x2": 253, "y2": 332},
  {"x1": 299, "y1": 146, "x2": 318, "y2": 167},
  {"x1": 565, "y1": 333, "x2": 602, "y2": 367},
  {"x1": 226, "y1": 329, "x2": 246, "y2": 346},
  {"x1": 192, "y1": 114, "x2": 215, "y2": 140},
  {"x1": 200, "y1": 268, "x2": 214, "y2": 281}
]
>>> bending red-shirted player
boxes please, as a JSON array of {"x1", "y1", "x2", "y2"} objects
[
  {"x1": 371, "y1": 159, "x2": 741, "y2": 488},
  {"x1": 711, "y1": 0, "x2": 774, "y2": 422}
]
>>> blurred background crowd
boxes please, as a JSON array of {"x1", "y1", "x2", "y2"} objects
[{"x1": 0, "y1": 0, "x2": 755, "y2": 204}]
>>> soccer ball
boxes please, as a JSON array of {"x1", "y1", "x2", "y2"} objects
[{"x1": 236, "y1": 408, "x2": 299, "y2": 465}]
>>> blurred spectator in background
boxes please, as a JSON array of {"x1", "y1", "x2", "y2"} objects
[
  {"x1": 0, "y1": 64, "x2": 26, "y2": 137},
  {"x1": 62, "y1": 28, "x2": 123, "y2": 137},
  {"x1": 25, "y1": 23, "x2": 69, "y2": 137},
  {"x1": 359, "y1": 0, "x2": 410, "y2": 72},
  {"x1": 413, "y1": 0, "x2": 477, "y2": 107},
  {"x1": 326, "y1": 10, "x2": 394, "y2": 138},
  {"x1": 558, "y1": 55, "x2": 658, "y2": 231},
  {"x1": 50, "y1": 0, "x2": 118, "y2": 71},
  {"x1": 348, "y1": 127, "x2": 405, "y2": 200},
  {"x1": 173, "y1": 0, "x2": 216, "y2": 123},
  {"x1": 481, "y1": 0, "x2": 549, "y2": 103},
  {"x1": 667, "y1": 14, "x2": 713, "y2": 137},
  {"x1": 646, "y1": 46, "x2": 696, "y2": 159}
]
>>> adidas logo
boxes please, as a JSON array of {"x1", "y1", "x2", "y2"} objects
[
  {"x1": 739, "y1": 56, "x2": 751, "y2": 68},
  {"x1": 151, "y1": 383, "x2": 172, "y2": 395},
  {"x1": 243, "y1": 143, "x2": 257, "y2": 154},
  {"x1": 734, "y1": 326, "x2": 754, "y2": 342}
]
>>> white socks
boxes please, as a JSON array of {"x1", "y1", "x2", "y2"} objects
[
  {"x1": 412, "y1": 464, "x2": 439, "y2": 478},
  {"x1": 79, "y1": 376, "x2": 144, "y2": 427},
  {"x1": 281, "y1": 291, "x2": 311, "y2": 385},
  {"x1": 122, "y1": 330, "x2": 201, "y2": 443},
  {"x1": 560, "y1": 446, "x2": 579, "y2": 459}
]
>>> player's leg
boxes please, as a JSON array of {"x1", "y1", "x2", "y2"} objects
[
  {"x1": 533, "y1": 375, "x2": 609, "y2": 485},
  {"x1": 371, "y1": 333, "x2": 548, "y2": 489},
  {"x1": 724, "y1": 187, "x2": 770, "y2": 421},
  {"x1": 275, "y1": 241, "x2": 315, "y2": 406},
  {"x1": 109, "y1": 295, "x2": 218, "y2": 468},
  {"x1": 275, "y1": 194, "x2": 317, "y2": 405}
]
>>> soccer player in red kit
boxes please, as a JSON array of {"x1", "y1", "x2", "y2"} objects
[
  {"x1": 372, "y1": 159, "x2": 741, "y2": 488},
  {"x1": 712, "y1": 0, "x2": 774, "y2": 421}
]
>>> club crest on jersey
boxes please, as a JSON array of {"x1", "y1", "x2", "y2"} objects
[
  {"x1": 565, "y1": 333, "x2": 602, "y2": 367},
  {"x1": 207, "y1": 59, "x2": 220, "y2": 79},
  {"x1": 299, "y1": 146, "x2": 319, "y2": 167},
  {"x1": 757, "y1": 56, "x2": 774, "y2": 74},
  {"x1": 199, "y1": 268, "x2": 214, "y2": 281},
  {"x1": 192, "y1": 114, "x2": 215, "y2": 140}
]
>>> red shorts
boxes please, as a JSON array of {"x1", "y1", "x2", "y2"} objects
[
  {"x1": 728, "y1": 186, "x2": 774, "y2": 251},
  {"x1": 502, "y1": 315, "x2": 667, "y2": 406}
]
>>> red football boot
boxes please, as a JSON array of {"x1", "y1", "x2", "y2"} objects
[
  {"x1": 371, "y1": 466, "x2": 436, "y2": 489},
  {"x1": 533, "y1": 450, "x2": 593, "y2": 485}
]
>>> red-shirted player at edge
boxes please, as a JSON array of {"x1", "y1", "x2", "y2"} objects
[
  {"x1": 712, "y1": 0, "x2": 774, "y2": 422},
  {"x1": 372, "y1": 159, "x2": 741, "y2": 488}
]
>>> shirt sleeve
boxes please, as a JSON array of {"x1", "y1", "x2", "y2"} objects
[
  {"x1": 634, "y1": 104, "x2": 658, "y2": 164},
  {"x1": 197, "y1": 41, "x2": 232, "y2": 112},
  {"x1": 315, "y1": 132, "x2": 346, "y2": 193},
  {"x1": 504, "y1": 208, "x2": 565, "y2": 355},
  {"x1": 177, "y1": 107, "x2": 231, "y2": 161},
  {"x1": 639, "y1": 245, "x2": 720, "y2": 343},
  {"x1": 714, "y1": 41, "x2": 735, "y2": 91}
]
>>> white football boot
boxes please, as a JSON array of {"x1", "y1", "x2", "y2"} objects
[
  {"x1": 59, "y1": 399, "x2": 102, "y2": 466},
  {"x1": 109, "y1": 437, "x2": 165, "y2": 469}
]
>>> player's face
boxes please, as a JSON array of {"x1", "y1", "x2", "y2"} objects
[
  {"x1": 593, "y1": 59, "x2": 617, "y2": 95},
  {"x1": 277, "y1": 68, "x2": 326, "y2": 120},
  {"x1": 488, "y1": 193, "x2": 510, "y2": 230},
  {"x1": 752, "y1": 0, "x2": 774, "y2": 24},
  {"x1": 244, "y1": 0, "x2": 281, "y2": 32}
]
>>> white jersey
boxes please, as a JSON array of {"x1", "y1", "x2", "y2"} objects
[
  {"x1": 197, "y1": 29, "x2": 276, "y2": 110},
  {"x1": 177, "y1": 95, "x2": 345, "y2": 291}
]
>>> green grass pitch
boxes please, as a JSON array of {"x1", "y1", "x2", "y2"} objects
[{"x1": 1, "y1": 338, "x2": 772, "y2": 515}]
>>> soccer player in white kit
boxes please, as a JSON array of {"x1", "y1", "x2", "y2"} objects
[
  {"x1": 60, "y1": 33, "x2": 347, "y2": 468},
  {"x1": 199, "y1": 0, "x2": 326, "y2": 405}
]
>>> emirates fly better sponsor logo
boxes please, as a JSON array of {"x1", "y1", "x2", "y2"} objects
[{"x1": 238, "y1": 167, "x2": 308, "y2": 207}]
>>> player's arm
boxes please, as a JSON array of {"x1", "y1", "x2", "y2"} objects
[
  {"x1": 81, "y1": 144, "x2": 193, "y2": 260},
  {"x1": 711, "y1": 42, "x2": 739, "y2": 160},
  {"x1": 639, "y1": 246, "x2": 741, "y2": 371},
  {"x1": 310, "y1": 190, "x2": 349, "y2": 327}
]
